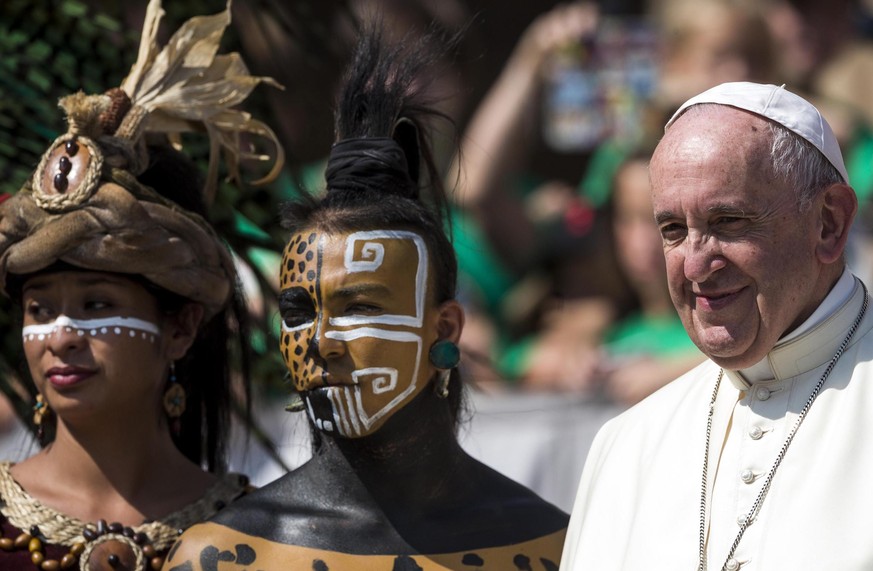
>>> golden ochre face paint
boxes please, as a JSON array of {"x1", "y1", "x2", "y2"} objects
[{"x1": 279, "y1": 229, "x2": 436, "y2": 438}]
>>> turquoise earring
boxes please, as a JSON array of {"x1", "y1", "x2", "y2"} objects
[{"x1": 429, "y1": 340, "x2": 460, "y2": 398}]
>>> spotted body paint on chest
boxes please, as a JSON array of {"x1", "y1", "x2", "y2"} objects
[{"x1": 165, "y1": 522, "x2": 566, "y2": 570}]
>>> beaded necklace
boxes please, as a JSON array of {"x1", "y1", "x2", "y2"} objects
[{"x1": 0, "y1": 462, "x2": 248, "y2": 571}]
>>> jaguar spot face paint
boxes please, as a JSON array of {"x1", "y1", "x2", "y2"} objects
[{"x1": 279, "y1": 229, "x2": 437, "y2": 437}]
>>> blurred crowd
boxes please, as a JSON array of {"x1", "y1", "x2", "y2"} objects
[
  {"x1": 441, "y1": 0, "x2": 873, "y2": 405},
  {"x1": 246, "y1": 0, "x2": 873, "y2": 407},
  {"x1": 4, "y1": 0, "x2": 873, "y2": 432}
]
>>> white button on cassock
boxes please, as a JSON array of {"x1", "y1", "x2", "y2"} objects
[
  {"x1": 749, "y1": 425, "x2": 764, "y2": 440},
  {"x1": 725, "y1": 557, "x2": 740, "y2": 570},
  {"x1": 754, "y1": 387, "x2": 771, "y2": 401},
  {"x1": 740, "y1": 469, "x2": 755, "y2": 484}
]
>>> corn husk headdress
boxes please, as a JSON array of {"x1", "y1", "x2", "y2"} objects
[{"x1": 0, "y1": 0, "x2": 283, "y2": 317}]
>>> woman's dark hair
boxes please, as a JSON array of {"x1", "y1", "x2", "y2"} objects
[
  {"x1": 137, "y1": 145, "x2": 251, "y2": 473},
  {"x1": 281, "y1": 25, "x2": 463, "y2": 424}
]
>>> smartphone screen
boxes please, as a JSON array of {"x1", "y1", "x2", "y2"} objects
[{"x1": 542, "y1": 16, "x2": 659, "y2": 152}]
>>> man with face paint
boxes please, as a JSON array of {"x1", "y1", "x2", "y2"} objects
[
  {"x1": 282, "y1": 229, "x2": 442, "y2": 438},
  {"x1": 166, "y1": 27, "x2": 569, "y2": 571}
]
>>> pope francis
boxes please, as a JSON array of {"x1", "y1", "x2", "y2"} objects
[{"x1": 560, "y1": 82, "x2": 873, "y2": 570}]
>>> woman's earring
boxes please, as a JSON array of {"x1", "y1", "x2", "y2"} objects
[
  {"x1": 429, "y1": 340, "x2": 460, "y2": 399},
  {"x1": 33, "y1": 394, "x2": 49, "y2": 440},
  {"x1": 163, "y1": 362, "x2": 186, "y2": 436}
]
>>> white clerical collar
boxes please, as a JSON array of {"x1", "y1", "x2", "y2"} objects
[{"x1": 729, "y1": 267, "x2": 855, "y2": 385}]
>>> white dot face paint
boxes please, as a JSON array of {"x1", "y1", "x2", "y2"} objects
[
  {"x1": 19, "y1": 270, "x2": 175, "y2": 415},
  {"x1": 22, "y1": 315, "x2": 161, "y2": 345}
]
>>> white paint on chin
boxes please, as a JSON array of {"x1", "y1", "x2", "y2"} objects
[
  {"x1": 22, "y1": 315, "x2": 160, "y2": 343},
  {"x1": 322, "y1": 328, "x2": 422, "y2": 437}
]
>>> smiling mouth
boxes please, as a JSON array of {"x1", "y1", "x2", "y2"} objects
[{"x1": 694, "y1": 287, "x2": 744, "y2": 310}]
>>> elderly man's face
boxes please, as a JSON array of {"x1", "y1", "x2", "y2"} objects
[{"x1": 650, "y1": 106, "x2": 825, "y2": 370}]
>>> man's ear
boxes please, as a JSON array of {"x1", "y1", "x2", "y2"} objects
[
  {"x1": 816, "y1": 182, "x2": 857, "y2": 264},
  {"x1": 165, "y1": 303, "x2": 205, "y2": 361},
  {"x1": 436, "y1": 300, "x2": 464, "y2": 344}
]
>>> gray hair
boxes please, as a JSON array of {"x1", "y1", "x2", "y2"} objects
[
  {"x1": 674, "y1": 104, "x2": 843, "y2": 212},
  {"x1": 768, "y1": 121, "x2": 843, "y2": 211}
]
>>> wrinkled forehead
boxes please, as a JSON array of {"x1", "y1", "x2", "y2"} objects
[
  {"x1": 653, "y1": 108, "x2": 771, "y2": 178},
  {"x1": 659, "y1": 105, "x2": 772, "y2": 156}
]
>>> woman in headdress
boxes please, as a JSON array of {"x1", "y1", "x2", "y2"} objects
[
  {"x1": 0, "y1": 1, "x2": 281, "y2": 569},
  {"x1": 165, "y1": 25, "x2": 568, "y2": 571}
]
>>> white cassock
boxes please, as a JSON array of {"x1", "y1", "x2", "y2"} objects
[{"x1": 561, "y1": 270, "x2": 873, "y2": 571}]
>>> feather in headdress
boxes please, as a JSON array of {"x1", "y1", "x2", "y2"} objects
[
  {"x1": 3, "y1": 0, "x2": 285, "y2": 314},
  {"x1": 118, "y1": 0, "x2": 284, "y2": 203}
]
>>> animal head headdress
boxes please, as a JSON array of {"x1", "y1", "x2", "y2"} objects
[{"x1": 0, "y1": 0, "x2": 283, "y2": 317}]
